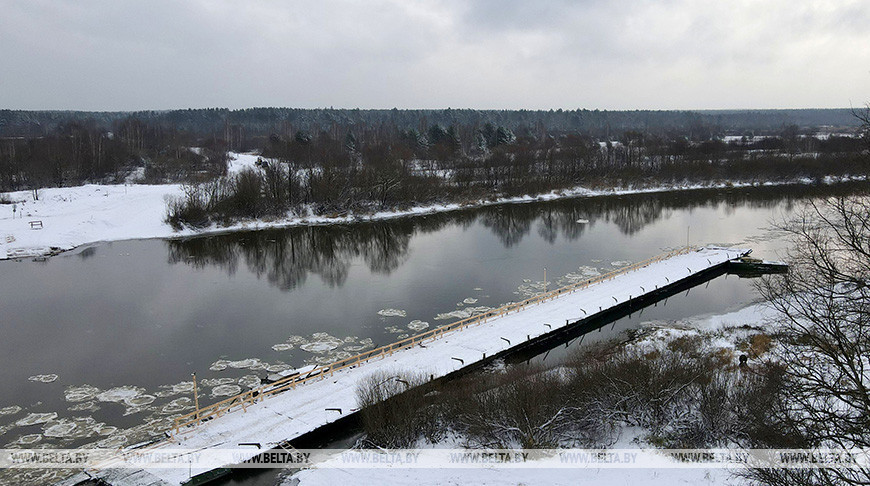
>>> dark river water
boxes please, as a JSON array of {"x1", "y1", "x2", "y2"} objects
[{"x1": 1, "y1": 182, "x2": 867, "y2": 485}]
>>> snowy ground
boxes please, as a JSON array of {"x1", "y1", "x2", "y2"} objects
[
  {"x1": 0, "y1": 155, "x2": 861, "y2": 261},
  {"x1": 287, "y1": 463, "x2": 739, "y2": 486}
]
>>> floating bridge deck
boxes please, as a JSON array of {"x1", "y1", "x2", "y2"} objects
[{"x1": 57, "y1": 246, "x2": 750, "y2": 486}]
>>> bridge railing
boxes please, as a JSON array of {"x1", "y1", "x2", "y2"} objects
[{"x1": 172, "y1": 246, "x2": 699, "y2": 435}]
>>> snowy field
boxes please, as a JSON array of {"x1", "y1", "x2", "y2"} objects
[{"x1": 1, "y1": 153, "x2": 858, "y2": 261}]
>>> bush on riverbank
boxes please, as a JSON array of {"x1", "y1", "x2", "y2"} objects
[{"x1": 354, "y1": 334, "x2": 790, "y2": 450}]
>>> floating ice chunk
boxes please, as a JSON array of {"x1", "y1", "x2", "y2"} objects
[
  {"x1": 15, "y1": 434, "x2": 41, "y2": 445},
  {"x1": 64, "y1": 385, "x2": 100, "y2": 402},
  {"x1": 200, "y1": 378, "x2": 235, "y2": 387},
  {"x1": 16, "y1": 413, "x2": 57, "y2": 427},
  {"x1": 97, "y1": 426, "x2": 117, "y2": 436},
  {"x1": 300, "y1": 334, "x2": 343, "y2": 353},
  {"x1": 397, "y1": 334, "x2": 409, "y2": 340},
  {"x1": 266, "y1": 363, "x2": 292, "y2": 373},
  {"x1": 285, "y1": 335, "x2": 309, "y2": 346},
  {"x1": 473, "y1": 287, "x2": 483, "y2": 291},
  {"x1": 125, "y1": 395, "x2": 156, "y2": 407},
  {"x1": 407, "y1": 320, "x2": 430, "y2": 331},
  {"x1": 434, "y1": 306, "x2": 493, "y2": 320},
  {"x1": 209, "y1": 360, "x2": 230, "y2": 371},
  {"x1": 300, "y1": 341, "x2": 341, "y2": 353},
  {"x1": 344, "y1": 338, "x2": 375, "y2": 352},
  {"x1": 384, "y1": 326, "x2": 404, "y2": 334},
  {"x1": 43, "y1": 420, "x2": 77, "y2": 438},
  {"x1": 68, "y1": 401, "x2": 100, "y2": 412},
  {"x1": 169, "y1": 382, "x2": 194, "y2": 394},
  {"x1": 238, "y1": 375, "x2": 261, "y2": 389},
  {"x1": 96, "y1": 386, "x2": 145, "y2": 403},
  {"x1": 377, "y1": 308, "x2": 407, "y2": 318},
  {"x1": 228, "y1": 358, "x2": 262, "y2": 369},
  {"x1": 591, "y1": 259, "x2": 602, "y2": 263},
  {"x1": 28, "y1": 374, "x2": 58, "y2": 383},
  {"x1": 160, "y1": 397, "x2": 193, "y2": 414},
  {"x1": 211, "y1": 384, "x2": 242, "y2": 397},
  {"x1": 96, "y1": 434, "x2": 128, "y2": 448},
  {"x1": 611, "y1": 260, "x2": 632, "y2": 267},
  {"x1": 271, "y1": 343, "x2": 294, "y2": 352},
  {"x1": 0, "y1": 406, "x2": 22, "y2": 416},
  {"x1": 462, "y1": 298, "x2": 478, "y2": 304}
]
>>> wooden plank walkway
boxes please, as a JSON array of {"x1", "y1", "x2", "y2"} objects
[{"x1": 56, "y1": 246, "x2": 750, "y2": 486}]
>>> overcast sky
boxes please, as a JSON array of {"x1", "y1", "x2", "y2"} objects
[{"x1": 1, "y1": 0, "x2": 868, "y2": 111}]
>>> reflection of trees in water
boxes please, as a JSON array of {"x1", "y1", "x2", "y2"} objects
[
  {"x1": 167, "y1": 222, "x2": 416, "y2": 290},
  {"x1": 167, "y1": 182, "x2": 870, "y2": 291}
]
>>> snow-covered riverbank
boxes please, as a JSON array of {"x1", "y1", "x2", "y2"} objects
[{"x1": 0, "y1": 153, "x2": 861, "y2": 261}]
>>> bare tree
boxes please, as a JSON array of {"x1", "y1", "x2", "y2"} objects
[{"x1": 754, "y1": 195, "x2": 870, "y2": 486}]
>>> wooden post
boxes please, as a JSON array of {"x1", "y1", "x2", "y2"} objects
[{"x1": 192, "y1": 372, "x2": 201, "y2": 426}]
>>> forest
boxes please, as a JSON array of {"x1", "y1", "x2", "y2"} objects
[{"x1": 0, "y1": 108, "x2": 866, "y2": 229}]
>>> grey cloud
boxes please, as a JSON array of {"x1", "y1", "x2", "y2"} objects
[{"x1": 0, "y1": 0, "x2": 867, "y2": 110}]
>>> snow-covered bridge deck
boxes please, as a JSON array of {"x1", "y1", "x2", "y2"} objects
[{"x1": 57, "y1": 246, "x2": 749, "y2": 486}]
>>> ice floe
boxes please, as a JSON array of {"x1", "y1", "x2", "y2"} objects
[
  {"x1": 434, "y1": 306, "x2": 493, "y2": 320},
  {"x1": 160, "y1": 397, "x2": 193, "y2": 414},
  {"x1": 67, "y1": 401, "x2": 100, "y2": 412},
  {"x1": 27, "y1": 374, "x2": 59, "y2": 383},
  {"x1": 211, "y1": 384, "x2": 242, "y2": 397},
  {"x1": 238, "y1": 375, "x2": 261, "y2": 389},
  {"x1": 63, "y1": 385, "x2": 101, "y2": 402},
  {"x1": 407, "y1": 320, "x2": 430, "y2": 331},
  {"x1": 611, "y1": 260, "x2": 632, "y2": 267},
  {"x1": 0, "y1": 406, "x2": 22, "y2": 416},
  {"x1": 15, "y1": 413, "x2": 58, "y2": 427},
  {"x1": 299, "y1": 333, "x2": 344, "y2": 353},
  {"x1": 377, "y1": 308, "x2": 407, "y2": 318},
  {"x1": 462, "y1": 298, "x2": 478, "y2": 304},
  {"x1": 200, "y1": 378, "x2": 235, "y2": 387},
  {"x1": 96, "y1": 386, "x2": 146, "y2": 404},
  {"x1": 271, "y1": 343, "x2": 294, "y2": 351},
  {"x1": 42, "y1": 420, "x2": 77, "y2": 438},
  {"x1": 14, "y1": 434, "x2": 41, "y2": 445},
  {"x1": 227, "y1": 358, "x2": 263, "y2": 369}
]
